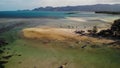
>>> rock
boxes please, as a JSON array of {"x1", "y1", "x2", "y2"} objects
[
  {"x1": 98, "y1": 29, "x2": 113, "y2": 37},
  {"x1": 111, "y1": 19, "x2": 120, "y2": 31},
  {"x1": 98, "y1": 19, "x2": 120, "y2": 38},
  {"x1": 2, "y1": 55, "x2": 13, "y2": 59},
  {"x1": 111, "y1": 19, "x2": 120, "y2": 37},
  {"x1": 75, "y1": 30, "x2": 85, "y2": 35},
  {"x1": 0, "y1": 60, "x2": 8, "y2": 65},
  {"x1": 58, "y1": 63, "x2": 68, "y2": 68},
  {"x1": 18, "y1": 54, "x2": 22, "y2": 56},
  {"x1": 81, "y1": 45, "x2": 87, "y2": 48}
]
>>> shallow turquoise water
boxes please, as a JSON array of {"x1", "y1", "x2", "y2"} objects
[{"x1": 0, "y1": 11, "x2": 119, "y2": 18}]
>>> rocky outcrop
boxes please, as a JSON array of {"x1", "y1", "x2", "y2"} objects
[
  {"x1": 98, "y1": 19, "x2": 120, "y2": 38},
  {"x1": 98, "y1": 29, "x2": 113, "y2": 37},
  {"x1": 111, "y1": 19, "x2": 120, "y2": 37}
]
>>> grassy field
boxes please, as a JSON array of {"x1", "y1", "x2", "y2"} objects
[{"x1": 0, "y1": 18, "x2": 120, "y2": 68}]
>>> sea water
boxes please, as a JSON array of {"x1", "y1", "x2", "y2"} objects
[{"x1": 0, "y1": 11, "x2": 119, "y2": 18}]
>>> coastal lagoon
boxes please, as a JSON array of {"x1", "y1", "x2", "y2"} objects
[{"x1": 0, "y1": 11, "x2": 120, "y2": 68}]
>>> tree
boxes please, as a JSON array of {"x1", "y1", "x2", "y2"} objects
[{"x1": 92, "y1": 26, "x2": 98, "y2": 34}]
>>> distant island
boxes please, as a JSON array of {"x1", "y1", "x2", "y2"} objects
[
  {"x1": 30, "y1": 4, "x2": 120, "y2": 12},
  {"x1": 95, "y1": 11, "x2": 120, "y2": 15}
]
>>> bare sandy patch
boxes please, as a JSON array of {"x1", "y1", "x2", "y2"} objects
[
  {"x1": 22, "y1": 27, "x2": 78, "y2": 41},
  {"x1": 22, "y1": 27, "x2": 113, "y2": 44}
]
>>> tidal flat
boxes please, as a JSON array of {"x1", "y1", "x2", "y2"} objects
[{"x1": 0, "y1": 17, "x2": 120, "y2": 68}]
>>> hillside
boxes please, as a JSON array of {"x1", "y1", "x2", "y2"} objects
[{"x1": 33, "y1": 4, "x2": 120, "y2": 12}]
